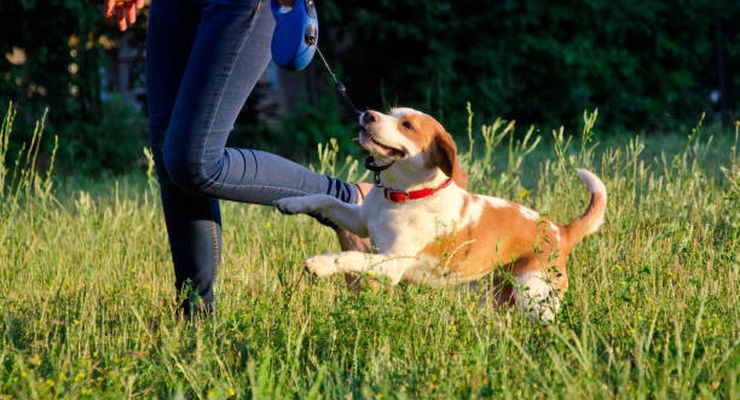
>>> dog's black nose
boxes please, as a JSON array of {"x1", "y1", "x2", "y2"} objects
[{"x1": 361, "y1": 110, "x2": 378, "y2": 125}]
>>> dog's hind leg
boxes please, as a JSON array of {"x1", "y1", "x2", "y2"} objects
[
  {"x1": 513, "y1": 270, "x2": 562, "y2": 322},
  {"x1": 512, "y1": 254, "x2": 568, "y2": 323}
]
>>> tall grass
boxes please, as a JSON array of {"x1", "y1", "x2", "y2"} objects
[
  {"x1": 0, "y1": 103, "x2": 738, "y2": 399},
  {"x1": 0, "y1": 103, "x2": 57, "y2": 210}
]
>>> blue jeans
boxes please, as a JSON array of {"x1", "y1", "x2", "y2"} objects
[{"x1": 147, "y1": 0, "x2": 358, "y2": 314}]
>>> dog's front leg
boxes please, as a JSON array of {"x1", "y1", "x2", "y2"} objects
[
  {"x1": 305, "y1": 251, "x2": 431, "y2": 285},
  {"x1": 275, "y1": 195, "x2": 368, "y2": 237}
]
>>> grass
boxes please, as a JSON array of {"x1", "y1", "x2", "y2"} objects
[{"x1": 1, "y1": 104, "x2": 738, "y2": 399}]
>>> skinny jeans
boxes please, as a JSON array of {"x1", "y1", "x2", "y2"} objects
[{"x1": 146, "y1": 0, "x2": 357, "y2": 313}]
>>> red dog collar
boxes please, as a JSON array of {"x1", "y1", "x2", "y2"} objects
[{"x1": 382, "y1": 177, "x2": 453, "y2": 203}]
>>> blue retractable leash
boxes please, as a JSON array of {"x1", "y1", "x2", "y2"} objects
[
  {"x1": 270, "y1": 0, "x2": 360, "y2": 118},
  {"x1": 270, "y1": 0, "x2": 318, "y2": 70},
  {"x1": 270, "y1": 0, "x2": 392, "y2": 180}
]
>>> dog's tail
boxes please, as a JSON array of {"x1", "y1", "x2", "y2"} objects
[{"x1": 562, "y1": 169, "x2": 607, "y2": 249}]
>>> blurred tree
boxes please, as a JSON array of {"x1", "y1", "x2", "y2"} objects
[
  {"x1": 1, "y1": 0, "x2": 738, "y2": 175},
  {"x1": 318, "y1": 0, "x2": 739, "y2": 133},
  {"x1": 0, "y1": 0, "x2": 148, "y2": 173}
]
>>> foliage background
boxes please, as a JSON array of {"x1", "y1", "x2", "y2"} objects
[
  {"x1": 0, "y1": 3, "x2": 738, "y2": 397},
  {"x1": 319, "y1": 0, "x2": 739, "y2": 130},
  {"x1": 0, "y1": 0, "x2": 738, "y2": 173}
]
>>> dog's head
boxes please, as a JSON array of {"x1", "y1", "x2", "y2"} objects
[{"x1": 357, "y1": 107, "x2": 467, "y2": 188}]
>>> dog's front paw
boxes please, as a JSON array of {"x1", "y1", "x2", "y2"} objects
[
  {"x1": 304, "y1": 255, "x2": 339, "y2": 277},
  {"x1": 274, "y1": 197, "x2": 313, "y2": 215}
]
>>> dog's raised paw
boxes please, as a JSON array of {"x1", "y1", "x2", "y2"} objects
[
  {"x1": 274, "y1": 197, "x2": 311, "y2": 215},
  {"x1": 304, "y1": 255, "x2": 338, "y2": 277}
]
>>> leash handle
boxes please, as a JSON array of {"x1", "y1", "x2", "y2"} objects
[{"x1": 270, "y1": 0, "x2": 318, "y2": 70}]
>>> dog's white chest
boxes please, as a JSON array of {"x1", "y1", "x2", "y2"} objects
[{"x1": 365, "y1": 190, "x2": 462, "y2": 255}]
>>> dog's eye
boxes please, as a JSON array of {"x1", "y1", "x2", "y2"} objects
[{"x1": 402, "y1": 121, "x2": 414, "y2": 130}]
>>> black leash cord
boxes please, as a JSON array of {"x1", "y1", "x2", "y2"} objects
[
  {"x1": 314, "y1": 45, "x2": 393, "y2": 183},
  {"x1": 314, "y1": 46, "x2": 361, "y2": 117}
]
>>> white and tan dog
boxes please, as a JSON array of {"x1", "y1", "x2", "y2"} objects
[{"x1": 276, "y1": 108, "x2": 606, "y2": 321}]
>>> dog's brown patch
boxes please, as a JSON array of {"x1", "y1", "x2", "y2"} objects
[
  {"x1": 420, "y1": 195, "x2": 568, "y2": 291},
  {"x1": 395, "y1": 113, "x2": 468, "y2": 188},
  {"x1": 395, "y1": 113, "x2": 438, "y2": 149}
]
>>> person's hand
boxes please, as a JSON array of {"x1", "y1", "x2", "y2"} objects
[
  {"x1": 277, "y1": 0, "x2": 296, "y2": 7},
  {"x1": 104, "y1": 0, "x2": 145, "y2": 32}
]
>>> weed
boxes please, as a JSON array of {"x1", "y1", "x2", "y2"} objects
[{"x1": 0, "y1": 104, "x2": 737, "y2": 398}]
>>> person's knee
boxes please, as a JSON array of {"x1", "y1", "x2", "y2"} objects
[{"x1": 162, "y1": 143, "x2": 211, "y2": 194}]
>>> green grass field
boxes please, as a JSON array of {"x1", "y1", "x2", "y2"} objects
[{"x1": 1, "y1": 107, "x2": 738, "y2": 399}]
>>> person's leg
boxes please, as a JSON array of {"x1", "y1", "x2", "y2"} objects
[
  {"x1": 161, "y1": 0, "x2": 358, "y2": 206},
  {"x1": 147, "y1": 0, "x2": 222, "y2": 316},
  {"x1": 150, "y1": 0, "x2": 362, "y2": 315}
]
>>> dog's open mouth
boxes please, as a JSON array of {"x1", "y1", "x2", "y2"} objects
[{"x1": 359, "y1": 129, "x2": 407, "y2": 158}]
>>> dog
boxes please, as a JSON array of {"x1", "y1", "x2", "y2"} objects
[{"x1": 276, "y1": 108, "x2": 606, "y2": 321}]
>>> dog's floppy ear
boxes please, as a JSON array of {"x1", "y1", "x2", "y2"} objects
[{"x1": 431, "y1": 130, "x2": 468, "y2": 188}]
